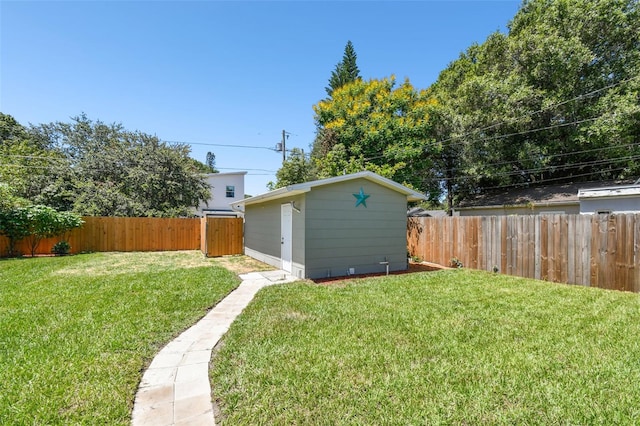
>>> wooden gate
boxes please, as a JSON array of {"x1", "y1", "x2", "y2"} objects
[{"x1": 201, "y1": 217, "x2": 244, "y2": 257}]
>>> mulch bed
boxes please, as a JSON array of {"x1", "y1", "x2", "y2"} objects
[{"x1": 313, "y1": 261, "x2": 449, "y2": 285}]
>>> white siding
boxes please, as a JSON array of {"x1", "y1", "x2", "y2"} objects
[
  {"x1": 194, "y1": 172, "x2": 246, "y2": 217},
  {"x1": 580, "y1": 196, "x2": 640, "y2": 214}
]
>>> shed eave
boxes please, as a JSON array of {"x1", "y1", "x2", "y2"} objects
[
  {"x1": 233, "y1": 171, "x2": 426, "y2": 208},
  {"x1": 233, "y1": 188, "x2": 310, "y2": 208}
]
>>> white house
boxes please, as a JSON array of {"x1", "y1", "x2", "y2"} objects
[
  {"x1": 578, "y1": 183, "x2": 640, "y2": 214},
  {"x1": 194, "y1": 171, "x2": 247, "y2": 217}
]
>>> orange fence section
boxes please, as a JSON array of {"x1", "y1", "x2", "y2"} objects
[
  {"x1": 1, "y1": 216, "x2": 202, "y2": 256},
  {"x1": 201, "y1": 217, "x2": 244, "y2": 257}
]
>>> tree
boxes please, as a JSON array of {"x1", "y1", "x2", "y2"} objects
[
  {"x1": 25, "y1": 114, "x2": 211, "y2": 217},
  {"x1": 0, "y1": 183, "x2": 32, "y2": 256},
  {"x1": 0, "y1": 113, "x2": 60, "y2": 201},
  {"x1": 428, "y1": 0, "x2": 640, "y2": 207},
  {"x1": 0, "y1": 206, "x2": 30, "y2": 257},
  {"x1": 325, "y1": 41, "x2": 361, "y2": 97},
  {"x1": 268, "y1": 148, "x2": 315, "y2": 190},
  {"x1": 313, "y1": 76, "x2": 439, "y2": 200},
  {"x1": 23, "y1": 205, "x2": 82, "y2": 257},
  {"x1": 205, "y1": 151, "x2": 219, "y2": 173},
  {"x1": 0, "y1": 183, "x2": 30, "y2": 211}
]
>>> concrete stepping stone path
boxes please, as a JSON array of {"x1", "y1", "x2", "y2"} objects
[{"x1": 131, "y1": 270, "x2": 297, "y2": 426}]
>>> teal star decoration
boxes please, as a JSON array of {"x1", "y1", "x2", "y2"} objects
[{"x1": 353, "y1": 187, "x2": 370, "y2": 207}]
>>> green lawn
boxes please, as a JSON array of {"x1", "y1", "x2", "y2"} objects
[
  {"x1": 211, "y1": 269, "x2": 640, "y2": 425},
  {"x1": 0, "y1": 251, "x2": 239, "y2": 425}
]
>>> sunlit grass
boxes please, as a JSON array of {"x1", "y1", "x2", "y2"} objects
[
  {"x1": 0, "y1": 251, "x2": 239, "y2": 425},
  {"x1": 211, "y1": 269, "x2": 640, "y2": 424}
]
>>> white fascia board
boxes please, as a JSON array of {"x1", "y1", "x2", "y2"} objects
[
  {"x1": 579, "y1": 186, "x2": 640, "y2": 199},
  {"x1": 202, "y1": 171, "x2": 248, "y2": 177},
  {"x1": 232, "y1": 188, "x2": 310, "y2": 208}
]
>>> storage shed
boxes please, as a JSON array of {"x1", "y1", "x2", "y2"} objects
[{"x1": 232, "y1": 171, "x2": 426, "y2": 279}]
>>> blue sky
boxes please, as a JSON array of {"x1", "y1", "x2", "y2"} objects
[{"x1": 1, "y1": 1, "x2": 521, "y2": 196}]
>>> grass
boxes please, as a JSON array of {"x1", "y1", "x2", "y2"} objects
[
  {"x1": 211, "y1": 269, "x2": 640, "y2": 425},
  {"x1": 0, "y1": 251, "x2": 241, "y2": 425}
]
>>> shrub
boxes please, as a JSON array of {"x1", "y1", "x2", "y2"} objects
[
  {"x1": 0, "y1": 207, "x2": 31, "y2": 257},
  {"x1": 51, "y1": 241, "x2": 71, "y2": 255},
  {"x1": 0, "y1": 204, "x2": 83, "y2": 257}
]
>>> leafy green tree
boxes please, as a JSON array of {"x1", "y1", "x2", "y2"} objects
[
  {"x1": 55, "y1": 210, "x2": 84, "y2": 243},
  {"x1": 0, "y1": 183, "x2": 30, "y2": 211},
  {"x1": 26, "y1": 114, "x2": 211, "y2": 217},
  {"x1": 205, "y1": 151, "x2": 219, "y2": 173},
  {"x1": 325, "y1": 40, "x2": 361, "y2": 97},
  {"x1": 0, "y1": 113, "x2": 61, "y2": 201},
  {"x1": 428, "y1": 0, "x2": 640, "y2": 207},
  {"x1": 313, "y1": 76, "x2": 439, "y2": 199},
  {"x1": 24, "y1": 205, "x2": 59, "y2": 256},
  {"x1": 268, "y1": 148, "x2": 315, "y2": 190},
  {"x1": 0, "y1": 206, "x2": 30, "y2": 257},
  {"x1": 0, "y1": 183, "x2": 32, "y2": 256},
  {"x1": 24, "y1": 205, "x2": 82, "y2": 257}
]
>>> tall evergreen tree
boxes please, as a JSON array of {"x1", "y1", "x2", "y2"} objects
[
  {"x1": 325, "y1": 41, "x2": 361, "y2": 96},
  {"x1": 205, "y1": 151, "x2": 218, "y2": 173}
]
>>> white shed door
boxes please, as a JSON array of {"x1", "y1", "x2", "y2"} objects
[{"x1": 281, "y1": 203, "x2": 293, "y2": 273}]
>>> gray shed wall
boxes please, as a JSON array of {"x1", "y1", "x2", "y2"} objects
[
  {"x1": 244, "y1": 194, "x2": 306, "y2": 277},
  {"x1": 304, "y1": 179, "x2": 407, "y2": 279}
]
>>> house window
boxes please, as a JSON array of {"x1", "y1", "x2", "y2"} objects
[{"x1": 226, "y1": 185, "x2": 235, "y2": 198}]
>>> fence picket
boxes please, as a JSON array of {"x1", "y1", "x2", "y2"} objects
[
  {"x1": 407, "y1": 214, "x2": 640, "y2": 293},
  {"x1": 0, "y1": 216, "x2": 236, "y2": 256}
]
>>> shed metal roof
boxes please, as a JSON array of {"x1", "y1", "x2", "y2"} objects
[{"x1": 232, "y1": 171, "x2": 426, "y2": 209}]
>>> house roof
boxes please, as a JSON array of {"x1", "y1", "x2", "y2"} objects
[
  {"x1": 233, "y1": 171, "x2": 426, "y2": 208},
  {"x1": 457, "y1": 180, "x2": 635, "y2": 210},
  {"x1": 407, "y1": 207, "x2": 448, "y2": 217},
  {"x1": 203, "y1": 171, "x2": 247, "y2": 177}
]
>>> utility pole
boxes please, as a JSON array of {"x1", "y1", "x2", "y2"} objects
[
  {"x1": 275, "y1": 130, "x2": 290, "y2": 164},
  {"x1": 281, "y1": 129, "x2": 287, "y2": 164}
]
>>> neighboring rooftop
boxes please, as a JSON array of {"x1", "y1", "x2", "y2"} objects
[
  {"x1": 457, "y1": 180, "x2": 635, "y2": 209},
  {"x1": 407, "y1": 207, "x2": 448, "y2": 217}
]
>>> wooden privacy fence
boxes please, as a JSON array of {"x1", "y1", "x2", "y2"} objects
[
  {"x1": 408, "y1": 214, "x2": 640, "y2": 293},
  {"x1": 1, "y1": 216, "x2": 244, "y2": 257},
  {"x1": 201, "y1": 217, "x2": 243, "y2": 257}
]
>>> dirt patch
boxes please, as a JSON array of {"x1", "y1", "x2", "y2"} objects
[
  {"x1": 313, "y1": 261, "x2": 449, "y2": 285},
  {"x1": 54, "y1": 251, "x2": 212, "y2": 276},
  {"x1": 207, "y1": 255, "x2": 276, "y2": 275}
]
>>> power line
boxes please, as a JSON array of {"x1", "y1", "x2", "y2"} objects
[
  {"x1": 216, "y1": 167, "x2": 276, "y2": 173},
  {"x1": 0, "y1": 155, "x2": 277, "y2": 173},
  {"x1": 469, "y1": 166, "x2": 635, "y2": 193},
  {"x1": 433, "y1": 142, "x2": 640, "y2": 175},
  {"x1": 165, "y1": 140, "x2": 278, "y2": 151},
  {"x1": 0, "y1": 163, "x2": 274, "y2": 176},
  {"x1": 435, "y1": 75, "x2": 640, "y2": 147},
  {"x1": 429, "y1": 153, "x2": 640, "y2": 182}
]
